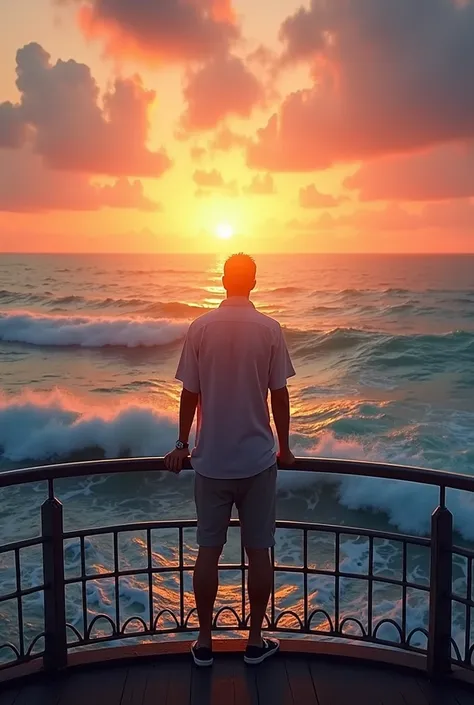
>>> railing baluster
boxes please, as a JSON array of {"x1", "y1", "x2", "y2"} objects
[
  {"x1": 303, "y1": 529, "x2": 308, "y2": 631},
  {"x1": 113, "y1": 532, "x2": 120, "y2": 635},
  {"x1": 271, "y1": 545, "x2": 276, "y2": 629},
  {"x1": 80, "y1": 536, "x2": 87, "y2": 640},
  {"x1": 41, "y1": 490, "x2": 67, "y2": 671},
  {"x1": 402, "y1": 541, "x2": 407, "y2": 644},
  {"x1": 368, "y1": 536, "x2": 373, "y2": 639},
  {"x1": 335, "y1": 532, "x2": 340, "y2": 634},
  {"x1": 465, "y1": 558, "x2": 472, "y2": 665},
  {"x1": 427, "y1": 487, "x2": 453, "y2": 678},
  {"x1": 15, "y1": 548, "x2": 24, "y2": 658},
  {"x1": 240, "y1": 540, "x2": 246, "y2": 629},
  {"x1": 147, "y1": 529, "x2": 153, "y2": 632},
  {"x1": 179, "y1": 527, "x2": 184, "y2": 628}
]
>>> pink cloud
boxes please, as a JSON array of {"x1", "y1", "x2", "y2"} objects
[
  {"x1": 0, "y1": 149, "x2": 160, "y2": 213},
  {"x1": 208, "y1": 126, "x2": 250, "y2": 152},
  {"x1": 67, "y1": 0, "x2": 239, "y2": 64},
  {"x1": 181, "y1": 54, "x2": 265, "y2": 131},
  {"x1": 346, "y1": 144, "x2": 474, "y2": 201},
  {"x1": 243, "y1": 173, "x2": 275, "y2": 195},
  {"x1": 299, "y1": 184, "x2": 345, "y2": 208},
  {"x1": 249, "y1": 0, "x2": 474, "y2": 171},
  {"x1": 0, "y1": 43, "x2": 171, "y2": 178}
]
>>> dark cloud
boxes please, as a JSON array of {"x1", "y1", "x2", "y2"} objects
[
  {"x1": 299, "y1": 184, "x2": 345, "y2": 208},
  {"x1": 0, "y1": 102, "x2": 27, "y2": 149},
  {"x1": 249, "y1": 0, "x2": 474, "y2": 170},
  {"x1": 181, "y1": 54, "x2": 265, "y2": 131},
  {"x1": 243, "y1": 173, "x2": 275, "y2": 195},
  {"x1": 0, "y1": 43, "x2": 171, "y2": 178},
  {"x1": 68, "y1": 0, "x2": 238, "y2": 64},
  {"x1": 346, "y1": 144, "x2": 474, "y2": 201},
  {"x1": 0, "y1": 149, "x2": 160, "y2": 213}
]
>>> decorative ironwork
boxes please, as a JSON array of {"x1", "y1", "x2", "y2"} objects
[{"x1": 0, "y1": 456, "x2": 473, "y2": 680}]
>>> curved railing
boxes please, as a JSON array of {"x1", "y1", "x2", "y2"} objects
[{"x1": 0, "y1": 457, "x2": 473, "y2": 683}]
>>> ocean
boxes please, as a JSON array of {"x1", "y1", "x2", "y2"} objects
[{"x1": 1, "y1": 252, "x2": 474, "y2": 653}]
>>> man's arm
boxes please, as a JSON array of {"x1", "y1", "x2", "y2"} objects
[
  {"x1": 164, "y1": 388, "x2": 199, "y2": 473},
  {"x1": 270, "y1": 386, "x2": 295, "y2": 466}
]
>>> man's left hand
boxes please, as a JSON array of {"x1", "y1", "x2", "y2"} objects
[{"x1": 164, "y1": 448, "x2": 189, "y2": 474}]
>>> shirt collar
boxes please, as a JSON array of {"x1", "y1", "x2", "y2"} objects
[{"x1": 219, "y1": 296, "x2": 255, "y2": 309}]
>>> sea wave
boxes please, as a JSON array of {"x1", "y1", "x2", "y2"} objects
[
  {"x1": 0, "y1": 311, "x2": 188, "y2": 348},
  {"x1": 1, "y1": 391, "x2": 473, "y2": 540}
]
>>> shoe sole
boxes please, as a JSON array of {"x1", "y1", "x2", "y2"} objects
[
  {"x1": 244, "y1": 642, "x2": 280, "y2": 665},
  {"x1": 191, "y1": 650, "x2": 214, "y2": 667}
]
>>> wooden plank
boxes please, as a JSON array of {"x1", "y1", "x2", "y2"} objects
[
  {"x1": 0, "y1": 687, "x2": 20, "y2": 705},
  {"x1": 451, "y1": 685, "x2": 474, "y2": 705},
  {"x1": 255, "y1": 655, "x2": 293, "y2": 705},
  {"x1": 359, "y1": 667, "x2": 408, "y2": 705},
  {"x1": 285, "y1": 657, "x2": 319, "y2": 705},
  {"x1": 231, "y1": 657, "x2": 258, "y2": 705},
  {"x1": 416, "y1": 678, "x2": 470, "y2": 705},
  {"x1": 120, "y1": 665, "x2": 150, "y2": 705},
  {"x1": 142, "y1": 661, "x2": 170, "y2": 705},
  {"x1": 209, "y1": 657, "x2": 235, "y2": 705},
  {"x1": 12, "y1": 680, "x2": 63, "y2": 705},
  {"x1": 190, "y1": 665, "x2": 213, "y2": 705},
  {"x1": 58, "y1": 667, "x2": 127, "y2": 705},
  {"x1": 310, "y1": 659, "x2": 383, "y2": 705},
  {"x1": 165, "y1": 658, "x2": 191, "y2": 705}
]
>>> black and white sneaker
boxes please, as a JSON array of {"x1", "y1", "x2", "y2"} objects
[
  {"x1": 244, "y1": 637, "x2": 280, "y2": 665},
  {"x1": 191, "y1": 641, "x2": 214, "y2": 667}
]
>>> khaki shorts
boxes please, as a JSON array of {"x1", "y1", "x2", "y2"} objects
[{"x1": 194, "y1": 464, "x2": 277, "y2": 549}]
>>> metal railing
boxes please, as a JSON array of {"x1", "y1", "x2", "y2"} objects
[{"x1": 0, "y1": 457, "x2": 473, "y2": 681}]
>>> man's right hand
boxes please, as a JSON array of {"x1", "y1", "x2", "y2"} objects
[
  {"x1": 277, "y1": 449, "x2": 296, "y2": 467},
  {"x1": 164, "y1": 448, "x2": 189, "y2": 474}
]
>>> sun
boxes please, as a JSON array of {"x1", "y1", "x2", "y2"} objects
[{"x1": 216, "y1": 222, "x2": 234, "y2": 240}]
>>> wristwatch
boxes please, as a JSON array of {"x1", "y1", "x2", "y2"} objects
[{"x1": 175, "y1": 440, "x2": 189, "y2": 450}]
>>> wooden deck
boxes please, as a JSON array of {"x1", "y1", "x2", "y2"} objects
[{"x1": 2, "y1": 652, "x2": 474, "y2": 705}]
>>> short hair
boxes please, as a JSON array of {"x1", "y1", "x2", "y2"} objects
[{"x1": 223, "y1": 253, "x2": 256, "y2": 290}]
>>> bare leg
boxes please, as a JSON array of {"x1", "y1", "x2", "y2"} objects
[
  {"x1": 246, "y1": 548, "x2": 273, "y2": 647},
  {"x1": 193, "y1": 546, "x2": 222, "y2": 648}
]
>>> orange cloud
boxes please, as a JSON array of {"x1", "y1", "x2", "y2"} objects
[
  {"x1": 0, "y1": 149, "x2": 160, "y2": 213},
  {"x1": 249, "y1": 0, "x2": 474, "y2": 171},
  {"x1": 193, "y1": 168, "x2": 238, "y2": 197},
  {"x1": 181, "y1": 54, "x2": 265, "y2": 131},
  {"x1": 243, "y1": 174, "x2": 275, "y2": 195},
  {"x1": 73, "y1": 0, "x2": 238, "y2": 64},
  {"x1": 208, "y1": 126, "x2": 250, "y2": 152},
  {"x1": 0, "y1": 43, "x2": 170, "y2": 178},
  {"x1": 299, "y1": 184, "x2": 345, "y2": 209},
  {"x1": 346, "y1": 144, "x2": 474, "y2": 202}
]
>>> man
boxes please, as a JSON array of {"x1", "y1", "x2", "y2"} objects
[{"x1": 164, "y1": 253, "x2": 295, "y2": 667}]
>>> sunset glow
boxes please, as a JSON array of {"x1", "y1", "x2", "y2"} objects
[
  {"x1": 1, "y1": 0, "x2": 473, "y2": 253},
  {"x1": 216, "y1": 223, "x2": 234, "y2": 240}
]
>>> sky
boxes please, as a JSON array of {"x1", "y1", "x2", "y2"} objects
[{"x1": 1, "y1": 0, "x2": 474, "y2": 253}]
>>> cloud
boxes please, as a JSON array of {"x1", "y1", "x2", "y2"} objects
[
  {"x1": 0, "y1": 148, "x2": 160, "y2": 213},
  {"x1": 190, "y1": 146, "x2": 207, "y2": 162},
  {"x1": 346, "y1": 144, "x2": 474, "y2": 202},
  {"x1": 181, "y1": 53, "x2": 265, "y2": 131},
  {"x1": 193, "y1": 169, "x2": 238, "y2": 197},
  {"x1": 249, "y1": 0, "x2": 474, "y2": 171},
  {"x1": 299, "y1": 184, "x2": 345, "y2": 208},
  {"x1": 0, "y1": 102, "x2": 27, "y2": 149},
  {"x1": 243, "y1": 173, "x2": 275, "y2": 195},
  {"x1": 208, "y1": 126, "x2": 250, "y2": 152},
  {"x1": 0, "y1": 43, "x2": 170, "y2": 178},
  {"x1": 68, "y1": 0, "x2": 239, "y2": 64},
  {"x1": 288, "y1": 201, "x2": 474, "y2": 233}
]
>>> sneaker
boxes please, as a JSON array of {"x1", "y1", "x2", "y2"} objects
[
  {"x1": 191, "y1": 641, "x2": 214, "y2": 667},
  {"x1": 244, "y1": 637, "x2": 280, "y2": 665}
]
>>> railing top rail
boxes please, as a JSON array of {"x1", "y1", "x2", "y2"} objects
[{"x1": 0, "y1": 456, "x2": 473, "y2": 492}]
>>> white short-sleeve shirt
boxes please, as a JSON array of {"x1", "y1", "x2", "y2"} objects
[{"x1": 176, "y1": 297, "x2": 295, "y2": 479}]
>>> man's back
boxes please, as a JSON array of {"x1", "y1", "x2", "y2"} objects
[{"x1": 176, "y1": 297, "x2": 294, "y2": 478}]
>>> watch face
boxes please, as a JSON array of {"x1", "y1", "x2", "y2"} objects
[{"x1": 176, "y1": 441, "x2": 185, "y2": 450}]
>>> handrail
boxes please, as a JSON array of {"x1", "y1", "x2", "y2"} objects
[
  {"x1": 0, "y1": 456, "x2": 473, "y2": 684},
  {"x1": 1, "y1": 456, "x2": 473, "y2": 492}
]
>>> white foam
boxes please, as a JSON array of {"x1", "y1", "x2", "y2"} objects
[
  {"x1": 0, "y1": 310, "x2": 188, "y2": 348},
  {"x1": 0, "y1": 390, "x2": 177, "y2": 462}
]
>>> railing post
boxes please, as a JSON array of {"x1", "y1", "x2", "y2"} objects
[
  {"x1": 427, "y1": 500, "x2": 453, "y2": 678},
  {"x1": 41, "y1": 493, "x2": 67, "y2": 671}
]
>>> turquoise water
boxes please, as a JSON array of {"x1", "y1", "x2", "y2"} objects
[{"x1": 0, "y1": 253, "x2": 474, "y2": 654}]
